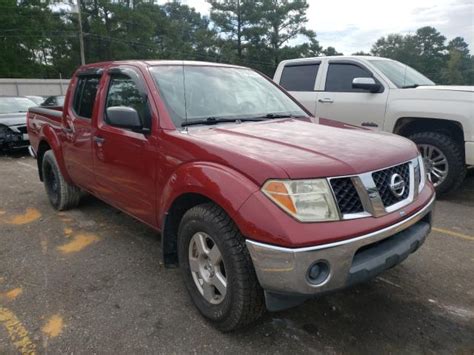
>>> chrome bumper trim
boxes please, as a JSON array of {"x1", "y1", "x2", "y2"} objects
[
  {"x1": 28, "y1": 145, "x2": 36, "y2": 158},
  {"x1": 246, "y1": 195, "x2": 435, "y2": 295}
]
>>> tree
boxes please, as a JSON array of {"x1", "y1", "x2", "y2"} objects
[
  {"x1": 412, "y1": 26, "x2": 446, "y2": 82},
  {"x1": 0, "y1": 0, "x2": 72, "y2": 78},
  {"x1": 442, "y1": 37, "x2": 473, "y2": 85},
  {"x1": 258, "y1": 0, "x2": 313, "y2": 66},
  {"x1": 352, "y1": 51, "x2": 371, "y2": 56},
  {"x1": 371, "y1": 34, "x2": 418, "y2": 67},
  {"x1": 323, "y1": 46, "x2": 342, "y2": 56},
  {"x1": 157, "y1": 2, "x2": 218, "y2": 61},
  {"x1": 207, "y1": 0, "x2": 255, "y2": 61}
]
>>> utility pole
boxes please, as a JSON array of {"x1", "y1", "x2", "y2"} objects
[{"x1": 77, "y1": 0, "x2": 86, "y2": 65}]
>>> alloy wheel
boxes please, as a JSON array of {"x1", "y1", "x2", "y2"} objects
[
  {"x1": 188, "y1": 232, "x2": 227, "y2": 304},
  {"x1": 418, "y1": 143, "x2": 449, "y2": 187}
]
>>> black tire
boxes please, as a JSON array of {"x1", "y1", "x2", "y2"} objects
[
  {"x1": 42, "y1": 150, "x2": 81, "y2": 210},
  {"x1": 409, "y1": 131, "x2": 466, "y2": 195},
  {"x1": 178, "y1": 203, "x2": 265, "y2": 331}
]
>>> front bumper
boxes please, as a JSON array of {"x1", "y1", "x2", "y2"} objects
[
  {"x1": 246, "y1": 195, "x2": 435, "y2": 310},
  {"x1": 0, "y1": 124, "x2": 29, "y2": 149}
]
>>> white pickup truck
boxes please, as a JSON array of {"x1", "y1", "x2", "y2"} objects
[{"x1": 274, "y1": 56, "x2": 474, "y2": 194}]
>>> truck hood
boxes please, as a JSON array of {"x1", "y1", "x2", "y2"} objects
[
  {"x1": 0, "y1": 112, "x2": 27, "y2": 127},
  {"x1": 417, "y1": 85, "x2": 474, "y2": 93},
  {"x1": 187, "y1": 119, "x2": 419, "y2": 181}
]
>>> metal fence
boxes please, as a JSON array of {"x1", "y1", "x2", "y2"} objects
[{"x1": 0, "y1": 79, "x2": 71, "y2": 97}]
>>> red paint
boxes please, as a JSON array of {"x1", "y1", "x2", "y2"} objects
[{"x1": 27, "y1": 60, "x2": 434, "y2": 248}]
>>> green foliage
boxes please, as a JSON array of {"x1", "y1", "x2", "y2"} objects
[
  {"x1": 0, "y1": 1, "x2": 472, "y2": 84},
  {"x1": 323, "y1": 46, "x2": 342, "y2": 56},
  {"x1": 352, "y1": 51, "x2": 371, "y2": 56},
  {"x1": 0, "y1": 0, "x2": 326, "y2": 77}
]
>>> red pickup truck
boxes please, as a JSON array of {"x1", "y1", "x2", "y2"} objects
[{"x1": 27, "y1": 60, "x2": 435, "y2": 331}]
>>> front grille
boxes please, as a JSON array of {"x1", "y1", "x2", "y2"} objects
[
  {"x1": 330, "y1": 177, "x2": 364, "y2": 214},
  {"x1": 372, "y1": 163, "x2": 410, "y2": 207}
]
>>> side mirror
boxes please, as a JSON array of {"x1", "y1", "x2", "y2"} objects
[
  {"x1": 106, "y1": 106, "x2": 142, "y2": 130},
  {"x1": 352, "y1": 77, "x2": 382, "y2": 93}
]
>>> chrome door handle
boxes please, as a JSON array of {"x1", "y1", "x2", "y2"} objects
[{"x1": 318, "y1": 98, "x2": 334, "y2": 103}]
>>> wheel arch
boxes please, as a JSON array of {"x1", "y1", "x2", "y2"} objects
[
  {"x1": 37, "y1": 126, "x2": 73, "y2": 183},
  {"x1": 36, "y1": 140, "x2": 51, "y2": 181},
  {"x1": 393, "y1": 117, "x2": 465, "y2": 146},
  {"x1": 161, "y1": 192, "x2": 214, "y2": 267},
  {"x1": 159, "y1": 162, "x2": 260, "y2": 267}
]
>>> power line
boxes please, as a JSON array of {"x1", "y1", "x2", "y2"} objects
[{"x1": 85, "y1": 33, "x2": 276, "y2": 68}]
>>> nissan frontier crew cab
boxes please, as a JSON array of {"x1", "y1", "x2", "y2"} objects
[
  {"x1": 28, "y1": 60, "x2": 435, "y2": 332},
  {"x1": 274, "y1": 56, "x2": 474, "y2": 194}
]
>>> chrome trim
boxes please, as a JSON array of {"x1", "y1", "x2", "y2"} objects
[
  {"x1": 28, "y1": 145, "x2": 36, "y2": 158},
  {"x1": 246, "y1": 195, "x2": 434, "y2": 295},
  {"x1": 329, "y1": 157, "x2": 418, "y2": 219}
]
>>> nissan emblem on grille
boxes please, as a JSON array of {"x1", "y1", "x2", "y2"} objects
[{"x1": 389, "y1": 173, "x2": 406, "y2": 197}]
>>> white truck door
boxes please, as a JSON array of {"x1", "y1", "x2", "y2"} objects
[
  {"x1": 276, "y1": 60, "x2": 320, "y2": 115},
  {"x1": 315, "y1": 60, "x2": 389, "y2": 130}
]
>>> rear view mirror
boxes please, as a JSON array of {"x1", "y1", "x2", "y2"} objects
[
  {"x1": 106, "y1": 106, "x2": 142, "y2": 130},
  {"x1": 352, "y1": 77, "x2": 382, "y2": 93}
]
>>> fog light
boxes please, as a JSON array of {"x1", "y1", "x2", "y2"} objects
[{"x1": 307, "y1": 261, "x2": 330, "y2": 285}]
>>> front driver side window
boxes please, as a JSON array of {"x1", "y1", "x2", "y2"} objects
[
  {"x1": 325, "y1": 63, "x2": 373, "y2": 92},
  {"x1": 105, "y1": 74, "x2": 151, "y2": 129}
]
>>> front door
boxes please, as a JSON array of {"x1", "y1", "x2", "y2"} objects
[
  {"x1": 92, "y1": 66, "x2": 158, "y2": 227},
  {"x1": 316, "y1": 62, "x2": 389, "y2": 130},
  {"x1": 62, "y1": 74, "x2": 101, "y2": 190}
]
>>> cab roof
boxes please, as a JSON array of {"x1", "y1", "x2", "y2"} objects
[{"x1": 77, "y1": 60, "x2": 247, "y2": 71}]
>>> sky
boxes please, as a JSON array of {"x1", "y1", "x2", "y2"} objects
[{"x1": 157, "y1": 0, "x2": 474, "y2": 55}]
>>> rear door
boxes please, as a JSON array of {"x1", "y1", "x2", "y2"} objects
[
  {"x1": 277, "y1": 61, "x2": 320, "y2": 115},
  {"x1": 92, "y1": 66, "x2": 158, "y2": 227},
  {"x1": 315, "y1": 61, "x2": 389, "y2": 129},
  {"x1": 62, "y1": 72, "x2": 101, "y2": 190}
]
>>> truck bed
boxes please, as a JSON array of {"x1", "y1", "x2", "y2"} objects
[{"x1": 27, "y1": 106, "x2": 64, "y2": 153}]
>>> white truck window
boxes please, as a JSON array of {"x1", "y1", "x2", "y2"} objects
[
  {"x1": 325, "y1": 63, "x2": 372, "y2": 92},
  {"x1": 280, "y1": 64, "x2": 319, "y2": 91}
]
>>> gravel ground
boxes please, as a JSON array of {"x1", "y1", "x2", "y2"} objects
[{"x1": 1, "y1": 151, "x2": 473, "y2": 354}]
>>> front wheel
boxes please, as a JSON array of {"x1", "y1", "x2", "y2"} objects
[
  {"x1": 178, "y1": 203, "x2": 264, "y2": 331},
  {"x1": 409, "y1": 132, "x2": 466, "y2": 194}
]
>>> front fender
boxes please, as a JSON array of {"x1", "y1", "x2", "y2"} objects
[{"x1": 159, "y1": 162, "x2": 260, "y2": 229}]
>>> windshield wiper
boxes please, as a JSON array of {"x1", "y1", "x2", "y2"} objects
[
  {"x1": 401, "y1": 84, "x2": 419, "y2": 89},
  {"x1": 181, "y1": 116, "x2": 264, "y2": 127},
  {"x1": 256, "y1": 113, "x2": 308, "y2": 119}
]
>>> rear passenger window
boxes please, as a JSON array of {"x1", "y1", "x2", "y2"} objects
[
  {"x1": 73, "y1": 76, "x2": 100, "y2": 119},
  {"x1": 280, "y1": 64, "x2": 319, "y2": 91},
  {"x1": 325, "y1": 63, "x2": 372, "y2": 92}
]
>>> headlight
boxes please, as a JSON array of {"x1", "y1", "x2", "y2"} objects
[
  {"x1": 417, "y1": 154, "x2": 426, "y2": 192},
  {"x1": 261, "y1": 179, "x2": 339, "y2": 222}
]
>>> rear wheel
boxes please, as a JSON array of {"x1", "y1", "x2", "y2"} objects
[
  {"x1": 42, "y1": 150, "x2": 81, "y2": 210},
  {"x1": 177, "y1": 203, "x2": 264, "y2": 331},
  {"x1": 409, "y1": 131, "x2": 466, "y2": 194}
]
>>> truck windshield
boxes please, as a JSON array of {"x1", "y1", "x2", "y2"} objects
[
  {"x1": 150, "y1": 65, "x2": 307, "y2": 127},
  {"x1": 370, "y1": 60, "x2": 435, "y2": 88},
  {"x1": 0, "y1": 97, "x2": 36, "y2": 114}
]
